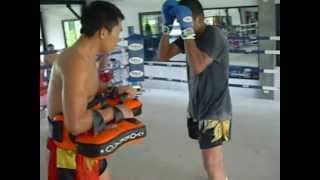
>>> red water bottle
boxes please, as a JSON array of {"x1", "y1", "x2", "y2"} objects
[{"x1": 99, "y1": 71, "x2": 112, "y2": 83}]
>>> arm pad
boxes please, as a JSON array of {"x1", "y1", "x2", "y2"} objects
[{"x1": 92, "y1": 110, "x2": 106, "y2": 136}]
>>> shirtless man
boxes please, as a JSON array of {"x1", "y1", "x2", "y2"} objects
[
  {"x1": 43, "y1": 44, "x2": 58, "y2": 83},
  {"x1": 47, "y1": 1, "x2": 136, "y2": 179},
  {"x1": 44, "y1": 43, "x2": 58, "y2": 65}
]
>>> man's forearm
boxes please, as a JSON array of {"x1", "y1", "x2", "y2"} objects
[
  {"x1": 184, "y1": 39, "x2": 209, "y2": 75},
  {"x1": 97, "y1": 107, "x2": 114, "y2": 123},
  {"x1": 68, "y1": 107, "x2": 114, "y2": 136},
  {"x1": 159, "y1": 34, "x2": 171, "y2": 60}
]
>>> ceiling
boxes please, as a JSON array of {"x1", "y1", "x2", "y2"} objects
[
  {"x1": 95, "y1": 0, "x2": 280, "y2": 7},
  {"x1": 40, "y1": 0, "x2": 279, "y2": 15}
]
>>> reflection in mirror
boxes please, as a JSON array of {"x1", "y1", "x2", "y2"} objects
[
  {"x1": 227, "y1": 7, "x2": 259, "y2": 68},
  {"x1": 138, "y1": 6, "x2": 259, "y2": 67},
  {"x1": 141, "y1": 14, "x2": 162, "y2": 36},
  {"x1": 204, "y1": 9, "x2": 228, "y2": 29}
]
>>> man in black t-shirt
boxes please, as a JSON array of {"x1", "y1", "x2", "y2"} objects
[{"x1": 159, "y1": 1, "x2": 232, "y2": 180}]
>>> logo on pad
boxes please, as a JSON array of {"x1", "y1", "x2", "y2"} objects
[
  {"x1": 129, "y1": 57, "x2": 143, "y2": 65},
  {"x1": 128, "y1": 43, "x2": 143, "y2": 51},
  {"x1": 183, "y1": 16, "x2": 193, "y2": 23},
  {"x1": 130, "y1": 71, "x2": 144, "y2": 78},
  {"x1": 104, "y1": 130, "x2": 145, "y2": 153}
]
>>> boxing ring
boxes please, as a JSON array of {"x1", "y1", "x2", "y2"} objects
[{"x1": 40, "y1": 34, "x2": 280, "y2": 110}]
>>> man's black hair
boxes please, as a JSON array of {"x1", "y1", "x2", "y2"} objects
[
  {"x1": 179, "y1": 0, "x2": 204, "y2": 18},
  {"x1": 80, "y1": 1, "x2": 125, "y2": 37}
]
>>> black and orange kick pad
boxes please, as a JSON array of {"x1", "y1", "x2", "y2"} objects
[
  {"x1": 90, "y1": 97, "x2": 142, "y2": 116},
  {"x1": 75, "y1": 118, "x2": 146, "y2": 160}
]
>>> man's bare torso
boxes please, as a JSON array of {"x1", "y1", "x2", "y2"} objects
[
  {"x1": 44, "y1": 53, "x2": 58, "y2": 65},
  {"x1": 47, "y1": 48, "x2": 99, "y2": 119}
]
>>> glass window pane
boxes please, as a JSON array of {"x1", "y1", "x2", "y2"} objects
[{"x1": 63, "y1": 19, "x2": 82, "y2": 47}]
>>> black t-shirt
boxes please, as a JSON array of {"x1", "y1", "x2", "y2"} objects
[{"x1": 173, "y1": 25, "x2": 232, "y2": 120}]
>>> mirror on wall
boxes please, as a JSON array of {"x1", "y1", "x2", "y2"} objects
[{"x1": 138, "y1": 6, "x2": 259, "y2": 67}]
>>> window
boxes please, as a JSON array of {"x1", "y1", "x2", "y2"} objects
[
  {"x1": 62, "y1": 19, "x2": 81, "y2": 47},
  {"x1": 139, "y1": 12, "x2": 162, "y2": 36},
  {"x1": 40, "y1": 11, "x2": 46, "y2": 52},
  {"x1": 40, "y1": 26, "x2": 44, "y2": 52}
]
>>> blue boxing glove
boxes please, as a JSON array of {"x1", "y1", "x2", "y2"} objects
[
  {"x1": 161, "y1": 0, "x2": 178, "y2": 33},
  {"x1": 174, "y1": 5, "x2": 195, "y2": 40}
]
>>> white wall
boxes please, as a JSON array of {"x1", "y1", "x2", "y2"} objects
[
  {"x1": 40, "y1": 4, "x2": 81, "y2": 50},
  {"x1": 42, "y1": 0, "x2": 279, "y2": 42},
  {"x1": 86, "y1": 0, "x2": 265, "y2": 38},
  {"x1": 85, "y1": 0, "x2": 279, "y2": 38}
]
